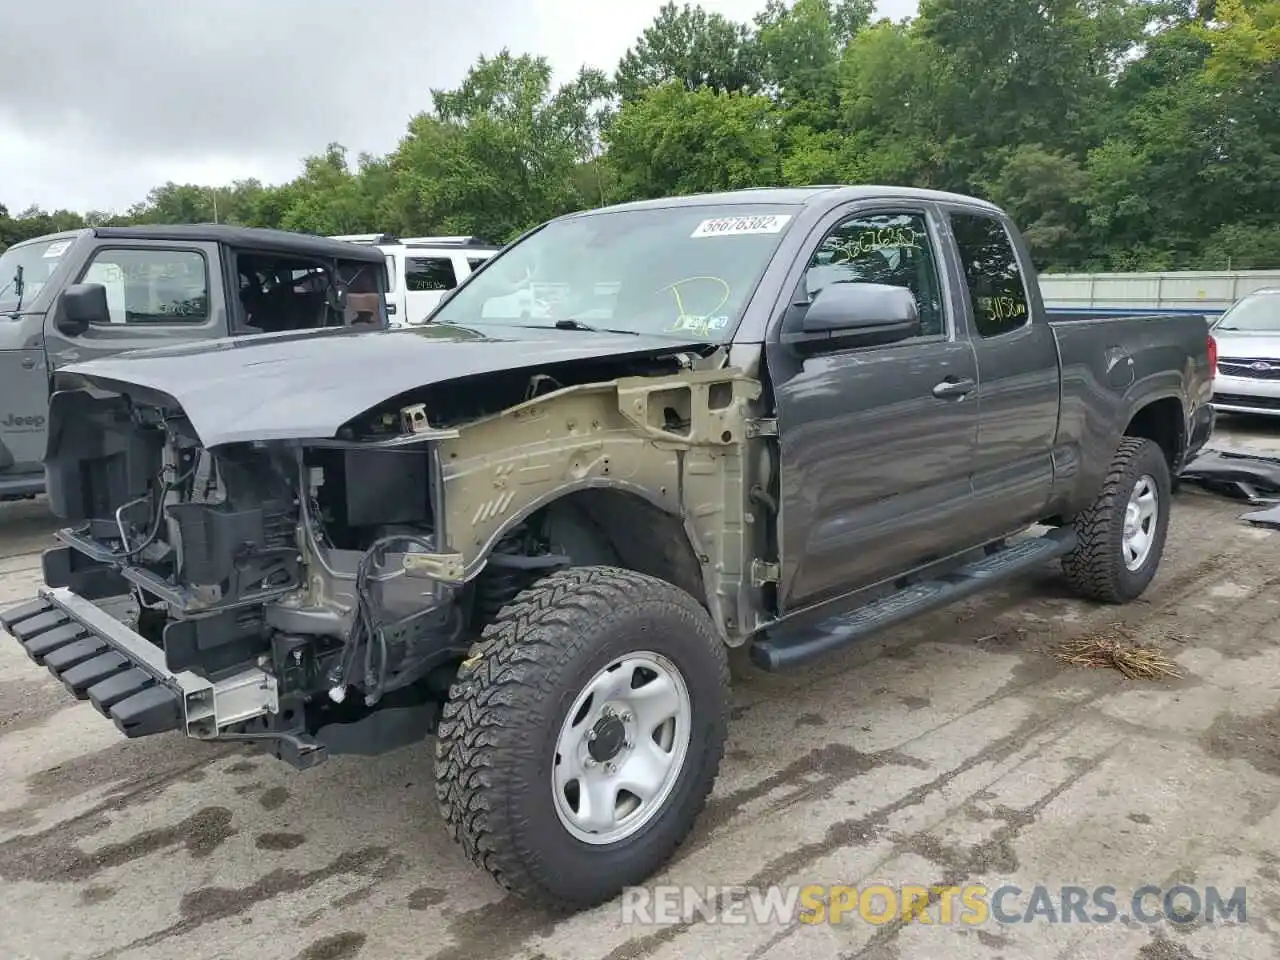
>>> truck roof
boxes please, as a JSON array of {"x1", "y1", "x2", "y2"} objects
[
  {"x1": 563, "y1": 185, "x2": 1004, "y2": 218},
  {"x1": 92, "y1": 225, "x2": 388, "y2": 262},
  {"x1": 5, "y1": 225, "x2": 385, "y2": 263}
]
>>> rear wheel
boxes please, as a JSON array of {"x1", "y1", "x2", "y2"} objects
[
  {"x1": 1061, "y1": 437, "x2": 1172, "y2": 604},
  {"x1": 434, "y1": 566, "x2": 729, "y2": 911}
]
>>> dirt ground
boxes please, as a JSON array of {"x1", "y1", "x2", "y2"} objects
[{"x1": 3, "y1": 417, "x2": 1280, "y2": 960}]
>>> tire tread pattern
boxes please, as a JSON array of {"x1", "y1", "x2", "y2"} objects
[
  {"x1": 1061, "y1": 436, "x2": 1167, "y2": 604},
  {"x1": 433, "y1": 565, "x2": 728, "y2": 911}
]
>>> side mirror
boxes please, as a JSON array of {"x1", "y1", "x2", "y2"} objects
[
  {"x1": 57, "y1": 283, "x2": 110, "y2": 335},
  {"x1": 785, "y1": 282, "x2": 921, "y2": 352}
]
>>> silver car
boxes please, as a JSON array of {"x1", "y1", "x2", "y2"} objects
[{"x1": 1211, "y1": 287, "x2": 1280, "y2": 415}]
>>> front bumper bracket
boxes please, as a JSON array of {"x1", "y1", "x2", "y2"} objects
[{"x1": 0, "y1": 587, "x2": 278, "y2": 739}]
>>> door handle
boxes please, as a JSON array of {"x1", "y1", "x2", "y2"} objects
[{"x1": 932, "y1": 377, "x2": 976, "y2": 399}]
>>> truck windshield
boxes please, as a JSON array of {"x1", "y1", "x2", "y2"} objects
[
  {"x1": 0, "y1": 237, "x2": 73, "y2": 313},
  {"x1": 428, "y1": 204, "x2": 800, "y2": 341},
  {"x1": 1215, "y1": 291, "x2": 1280, "y2": 333}
]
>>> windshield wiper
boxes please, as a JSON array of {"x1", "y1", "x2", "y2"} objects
[{"x1": 553, "y1": 318, "x2": 639, "y2": 335}]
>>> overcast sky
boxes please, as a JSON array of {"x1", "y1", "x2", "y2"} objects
[{"x1": 0, "y1": 0, "x2": 917, "y2": 215}]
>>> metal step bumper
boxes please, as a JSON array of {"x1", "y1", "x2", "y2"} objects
[{"x1": 0, "y1": 587, "x2": 278, "y2": 740}]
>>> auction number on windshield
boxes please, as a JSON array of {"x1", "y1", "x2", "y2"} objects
[
  {"x1": 691, "y1": 215, "x2": 793, "y2": 238},
  {"x1": 659, "y1": 276, "x2": 732, "y2": 336}
]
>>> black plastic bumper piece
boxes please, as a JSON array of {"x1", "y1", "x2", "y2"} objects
[{"x1": 0, "y1": 596, "x2": 182, "y2": 738}]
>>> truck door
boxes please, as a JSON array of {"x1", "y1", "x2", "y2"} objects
[
  {"x1": 767, "y1": 204, "x2": 982, "y2": 612},
  {"x1": 942, "y1": 209, "x2": 1060, "y2": 531},
  {"x1": 43, "y1": 241, "x2": 231, "y2": 371},
  {"x1": 0, "y1": 235, "x2": 78, "y2": 487},
  {"x1": 0, "y1": 344, "x2": 54, "y2": 487}
]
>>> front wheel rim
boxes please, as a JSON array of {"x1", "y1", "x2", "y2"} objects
[
  {"x1": 552, "y1": 651, "x2": 692, "y2": 845},
  {"x1": 1122, "y1": 474, "x2": 1159, "y2": 571}
]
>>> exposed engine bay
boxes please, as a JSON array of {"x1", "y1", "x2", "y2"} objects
[{"x1": 36, "y1": 341, "x2": 757, "y2": 766}]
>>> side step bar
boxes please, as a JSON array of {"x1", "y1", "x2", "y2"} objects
[{"x1": 749, "y1": 527, "x2": 1078, "y2": 670}]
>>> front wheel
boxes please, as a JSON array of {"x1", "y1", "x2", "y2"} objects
[
  {"x1": 434, "y1": 566, "x2": 729, "y2": 911},
  {"x1": 1061, "y1": 436, "x2": 1172, "y2": 604}
]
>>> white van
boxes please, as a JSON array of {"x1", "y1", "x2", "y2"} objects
[{"x1": 329, "y1": 234, "x2": 500, "y2": 326}]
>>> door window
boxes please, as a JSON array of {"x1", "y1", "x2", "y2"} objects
[
  {"x1": 405, "y1": 257, "x2": 457, "y2": 292},
  {"x1": 803, "y1": 211, "x2": 945, "y2": 337},
  {"x1": 235, "y1": 252, "x2": 381, "y2": 331},
  {"x1": 80, "y1": 248, "x2": 209, "y2": 324},
  {"x1": 949, "y1": 213, "x2": 1031, "y2": 338}
]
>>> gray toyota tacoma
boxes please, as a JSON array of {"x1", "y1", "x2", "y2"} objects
[{"x1": 2, "y1": 187, "x2": 1216, "y2": 910}]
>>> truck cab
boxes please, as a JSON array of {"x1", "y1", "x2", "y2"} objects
[{"x1": 0, "y1": 225, "x2": 389, "y2": 499}]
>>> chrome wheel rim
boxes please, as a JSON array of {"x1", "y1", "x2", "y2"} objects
[
  {"x1": 552, "y1": 651, "x2": 691, "y2": 845},
  {"x1": 1122, "y1": 474, "x2": 1159, "y2": 571}
]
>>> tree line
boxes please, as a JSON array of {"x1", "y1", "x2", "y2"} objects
[{"x1": 2, "y1": 0, "x2": 1276, "y2": 273}]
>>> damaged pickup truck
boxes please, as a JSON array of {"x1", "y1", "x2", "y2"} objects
[{"x1": 2, "y1": 187, "x2": 1216, "y2": 910}]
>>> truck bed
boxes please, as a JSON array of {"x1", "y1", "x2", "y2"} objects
[{"x1": 1048, "y1": 310, "x2": 1216, "y2": 503}]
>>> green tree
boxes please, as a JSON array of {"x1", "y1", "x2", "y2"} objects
[
  {"x1": 605, "y1": 82, "x2": 783, "y2": 199},
  {"x1": 1199, "y1": 0, "x2": 1280, "y2": 82},
  {"x1": 917, "y1": 0, "x2": 1147, "y2": 174},
  {"x1": 385, "y1": 51, "x2": 612, "y2": 241},
  {"x1": 615, "y1": 2, "x2": 761, "y2": 101},
  {"x1": 981, "y1": 146, "x2": 1090, "y2": 269},
  {"x1": 833, "y1": 20, "x2": 956, "y2": 187},
  {"x1": 274, "y1": 144, "x2": 386, "y2": 236},
  {"x1": 1080, "y1": 6, "x2": 1279, "y2": 268},
  {"x1": 754, "y1": 0, "x2": 873, "y2": 130}
]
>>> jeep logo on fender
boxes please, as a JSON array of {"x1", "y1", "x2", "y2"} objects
[{"x1": 2, "y1": 413, "x2": 45, "y2": 430}]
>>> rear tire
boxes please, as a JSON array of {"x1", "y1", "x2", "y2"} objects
[
  {"x1": 1061, "y1": 437, "x2": 1172, "y2": 604},
  {"x1": 434, "y1": 566, "x2": 729, "y2": 911}
]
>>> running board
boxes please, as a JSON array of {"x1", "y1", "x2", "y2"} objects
[{"x1": 749, "y1": 527, "x2": 1078, "y2": 670}]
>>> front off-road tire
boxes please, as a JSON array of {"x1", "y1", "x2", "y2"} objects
[
  {"x1": 434, "y1": 566, "x2": 730, "y2": 911},
  {"x1": 1061, "y1": 437, "x2": 1172, "y2": 604}
]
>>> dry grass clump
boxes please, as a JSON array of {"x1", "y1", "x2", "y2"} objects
[{"x1": 1054, "y1": 623, "x2": 1183, "y2": 681}]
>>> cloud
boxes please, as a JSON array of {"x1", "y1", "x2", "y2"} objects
[{"x1": 0, "y1": 0, "x2": 917, "y2": 212}]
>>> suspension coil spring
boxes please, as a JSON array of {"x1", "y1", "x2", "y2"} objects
[{"x1": 474, "y1": 541, "x2": 539, "y2": 622}]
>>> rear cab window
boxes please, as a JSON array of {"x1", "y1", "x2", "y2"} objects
[{"x1": 949, "y1": 212, "x2": 1032, "y2": 337}]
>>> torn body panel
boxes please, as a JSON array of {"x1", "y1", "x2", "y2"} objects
[{"x1": 422, "y1": 366, "x2": 765, "y2": 642}]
